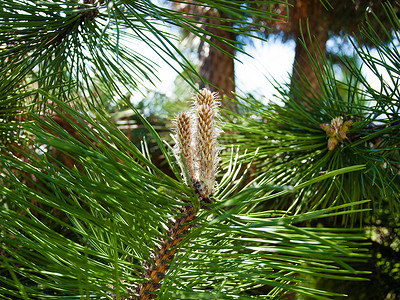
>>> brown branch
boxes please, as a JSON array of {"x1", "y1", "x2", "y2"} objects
[{"x1": 137, "y1": 206, "x2": 197, "y2": 299}]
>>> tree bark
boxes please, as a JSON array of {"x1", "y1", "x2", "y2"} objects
[
  {"x1": 175, "y1": 2, "x2": 237, "y2": 111},
  {"x1": 290, "y1": 0, "x2": 330, "y2": 100},
  {"x1": 198, "y1": 11, "x2": 236, "y2": 111}
]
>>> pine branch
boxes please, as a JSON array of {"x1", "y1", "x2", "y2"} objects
[
  {"x1": 138, "y1": 89, "x2": 221, "y2": 298},
  {"x1": 138, "y1": 205, "x2": 197, "y2": 299}
]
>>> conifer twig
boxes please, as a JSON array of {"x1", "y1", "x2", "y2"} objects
[
  {"x1": 138, "y1": 206, "x2": 197, "y2": 299},
  {"x1": 136, "y1": 89, "x2": 221, "y2": 299}
]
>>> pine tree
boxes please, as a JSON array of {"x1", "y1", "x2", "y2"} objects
[
  {"x1": 175, "y1": 2, "x2": 236, "y2": 104},
  {"x1": 253, "y1": 0, "x2": 396, "y2": 97},
  {"x1": 0, "y1": 1, "x2": 375, "y2": 299},
  {"x1": 224, "y1": 3, "x2": 400, "y2": 298}
]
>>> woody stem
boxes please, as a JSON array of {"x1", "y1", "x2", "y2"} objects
[{"x1": 137, "y1": 206, "x2": 197, "y2": 299}]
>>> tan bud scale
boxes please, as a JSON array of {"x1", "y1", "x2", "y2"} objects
[{"x1": 175, "y1": 112, "x2": 195, "y2": 180}]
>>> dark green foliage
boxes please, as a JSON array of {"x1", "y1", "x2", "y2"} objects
[
  {"x1": 0, "y1": 96, "x2": 370, "y2": 299},
  {"x1": 221, "y1": 3, "x2": 399, "y2": 299},
  {"x1": 223, "y1": 4, "x2": 400, "y2": 224},
  {"x1": 0, "y1": 1, "x2": 382, "y2": 299}
]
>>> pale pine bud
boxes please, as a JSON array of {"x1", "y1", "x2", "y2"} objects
[
  {"x1": 195, "y1": 103, "x2": 220, "y2": 198},
  {"x1": 331, "y1": 117, "x2": 344, "y2": 138},
  {"x1": 174, "y1": 112, "x2": 195, "y2": 182}
]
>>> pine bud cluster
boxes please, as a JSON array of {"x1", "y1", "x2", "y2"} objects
[
  {"x1": 174, "y1": 88, "x2": 221, "y2": 199},
  {"x1": 320, "y1": 117, "x2": 353, "y2": 150},
  {"x1": 138, "y1": 89, "x2": 221, "y2": 299}
]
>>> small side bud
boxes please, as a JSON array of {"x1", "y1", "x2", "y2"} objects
[
  {"x1": 174, "y1": 112, "x2": 195, "y2": 182},
  {"x1": 343, "y1": 120, "x2": 353, "y2": 132},
  {"x1": 320, "y1": 123, "x2": 330, "y2": 131},
  {"x1": 328, "y1": 137, "x2": 339, "y2": 151}
]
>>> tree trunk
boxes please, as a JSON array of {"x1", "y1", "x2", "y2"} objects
[
  {"x1": 290, "y1": 0, "x2": 330, "y2": 101},
  {"x1": 198, "y1": 12, "x2": 236, "y2": 111},
  {"x1": 175, "y1": 2, "x2": 237, "y2": 111}
]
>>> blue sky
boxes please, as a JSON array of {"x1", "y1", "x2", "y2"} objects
[
  {"x1": 129, "y1": 35, "x2": 296, "y2": 103},
  {"x1": 127, "y1": 28, "x2": 389, "y2": 106}
]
